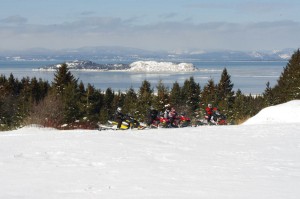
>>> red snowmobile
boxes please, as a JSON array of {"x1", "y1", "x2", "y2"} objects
[{"x1": 175, "y1": 113, "x2": 191, "y2": 127}]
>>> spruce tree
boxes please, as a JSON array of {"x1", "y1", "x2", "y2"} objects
[
  {"x1": 232, "y1": 89, "x2": 248, "y2": 124},
  {"x1": 52, "y1": 63, "x2": 77, "y2": 95},
  {"x1": 272, "y1": 49, "x2": 300, "y2": 104},
  {"x1": 216, "y1": 68, "x2": 235, "y2": 119},
  {"x1": 201, "y1": 78, "x2": 217, "y2": 107},
  {"x1": 62, "y1": 83, "x2": 81, "y2": 124},
  {"x1": 169, "y1": 81, "x2": 182, "y2": 109},
  {"x1": 181, "y1": 77, "x2": 201, "y2": 114},
  {"x1": 154, "y1": 80, "x2": 169, "y2": 111},
  {"x1": 137, "y1": 80, "x2": 153, "y2": 121},
  {"x1": 112, "y1": 91, "x2": 125, "y2": 113},
  {"x1": 18, "y1": 77, "x2": 32, "y2": 120},
  {"x1": 0, "y1": 75, "x2": 19, "y2": 130},
  {"x1": 84, "y1": 84, "x2": 103, "y2": 123},
  {"x1": 99, "y1": 87, "x2": 115, "y2": 122},
  {"x1": 51, "y1": 63, "x2": 79, "y2": 125},
  {"x1": 122, "y1": 87, "x2": 138, "y2": 116},
  {"x1": 263, "y1": 81, "x2": 274, "y2": 107}
]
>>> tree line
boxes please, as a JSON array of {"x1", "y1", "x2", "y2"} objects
[{"x1": 1, "y1": 49, "x2": 299, "y2": 130}]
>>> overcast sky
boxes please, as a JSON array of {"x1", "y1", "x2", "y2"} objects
[{"x1": 1, "y1": 0, "x2": 300, "y2": 52}]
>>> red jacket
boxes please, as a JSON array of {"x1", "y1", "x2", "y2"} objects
[{"x1": 205, "y1": 107, "x2": 217, "y2": 116}]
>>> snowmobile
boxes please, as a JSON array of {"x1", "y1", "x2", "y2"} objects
[
  {"x1": 155, "y1": 116, "x2": 169, "y2": 128},
  {"x1": 147, "y1": 116, "x2": 161, "y2": 128},
  {"x1": 175, "y1": 113, "x2": 191, "y2": 127},
  {"x1": 98, "y1": 114, "x2": 146, "y2": 131},
  {"x1": 150, "y1": 115, "x2": 173, "y2": 128},
  {"x1": 195, "y1": 111, "x2": 227, "y2": 126},
  {"x1": 211, "y1": 111, "x2": 227, "y2": 125},
  {"x1": 147, "y1": 112, "x2": 170, "y2": 128}
]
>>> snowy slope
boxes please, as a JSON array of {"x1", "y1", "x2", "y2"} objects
[
  {"x1": 243, "y1": 100, "x2": 300, "y2": 125},
  {"x1": 1, "y1": 101, "x2": 300, "y2": 199}
]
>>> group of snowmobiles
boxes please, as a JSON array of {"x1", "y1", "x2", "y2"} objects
[{"x1": 98, "y1": 106, "x2": 227, "y2": 131}]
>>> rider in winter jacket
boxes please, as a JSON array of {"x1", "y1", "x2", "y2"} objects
[
  {"x1": 147, "y1": 106, "x2": 159, "y2": 126},
  {"x1": 168, "y1": 107, "x2": 178, "y2": 127},
  {"x1": 205, "y1": 104, "x2": 217, "y2": 123},
  {"x1": 114, "y1": 107, "x2": 124, "y2": 129}
]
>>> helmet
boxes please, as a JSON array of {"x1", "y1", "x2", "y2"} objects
[
  {"x1": 117, "y1": 107, "x2": 122, "y2": 112},
  {"x1": 208, "y1": 104, "x2": 212, "y2": 108},
  {"x1": 164, "y1": 104, "x2": 170, "y2": 108}
]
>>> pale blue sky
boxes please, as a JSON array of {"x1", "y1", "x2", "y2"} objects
[{"x1": 0, "y1": 0, "x2": 299, "y2": 51}]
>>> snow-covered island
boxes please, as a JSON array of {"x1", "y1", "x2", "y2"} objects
[
  {"x1": 128, "y1": 61, "x2": 196, "y2": 72},
  {"x1": 35, "y1": 60, "x2": 197, "y2": 72}
]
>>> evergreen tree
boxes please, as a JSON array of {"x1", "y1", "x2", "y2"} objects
[
  {"x1": 169, "y1": 81, "x2": 182, "y2": 109},
  {"x1": 272, "y1": 49, "x2": 300, "y2": 104},
  {"x1": 83, "y1": 84, "x2": 103, "y2": 123},
  {"x1": 52, "y1": 63, "x2": 78, "y2": 95},
  {"x1": 0, "y1": 74, "x2": 21, "y2": 129},
  {"x1": 154, "y1": 80, "x2": 169, "y2": 111},
  {"x1": 232, "y1": 89, "x2": 248, "y2": 124},
  {"x1": 112, "y1": 91, "x2": 125, "y2": 112},
  {"x1": 201, "y1": 78, "x2": 217, "y2": 107},
  {"x1": 0, "y1": 80, "x2": 19, "y2": 130},
  {"x1": 62, "y1": 83, "x2": 81, "y2": 124},
  {"x1": 30, "y1": 77, "x2": 48, "y2": 104},
  {"x1": 51, "y1": 63, "x2": 79, "y2": 125},
  {"x1": 18, "y1": 77, "x2": 32, "y2": 120},
  {"x1": 216, "y1": 68, "x2": 235, "y2": 119},
  {"x1": 181, "y1": 77, "x2": 201, "y2": 114},
  {"x1": 99, "y1": 87, "x2": 115, "y2": 122},
  {"x1": 137, "y1": 80, "x2": 153, "y2": 121},
  {"x1": 122, "y1": 87, "x2": 138, "y2": 115},
  {"x1": 263, "y1": 81, "x2": 274, "y2": 107}
]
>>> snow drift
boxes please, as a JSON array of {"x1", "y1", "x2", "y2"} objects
[
  {"x1": 243, "y1": 100, "x2": 300, "y2": 125},
  {"x1": 1, "y1": 100, "x2": 300, "y2": 199}
]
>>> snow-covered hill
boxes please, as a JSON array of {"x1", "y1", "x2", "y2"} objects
[
  {"x1": 243, "y1": 100, "x2": 300, "y2": 125},
  {"x1": 1, "y1": 100, "x2": 300, "y2": 198}
]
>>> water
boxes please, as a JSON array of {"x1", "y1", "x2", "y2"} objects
[{"x1": 0, "y1": 60, "x2": 287, "y2": 94}]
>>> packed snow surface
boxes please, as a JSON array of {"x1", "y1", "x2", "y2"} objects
[
  {"x1": 1, "y1": 101, "x2": 300, "y2": 199},
  {"x1": 129, "y1": 61, "x2": 196, "y2": 72}
]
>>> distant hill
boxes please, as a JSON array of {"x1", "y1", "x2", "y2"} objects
[{"x1": 0, "y1": 46, "x2": 295, "y2": 62}]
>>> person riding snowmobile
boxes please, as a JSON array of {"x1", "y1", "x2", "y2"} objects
[
  {"x1": 114, "y1": 107, "x2": 125, "y2": 129},
  {"x1": 205, "y1": 103, "x2": 218, "y2": 123},
  {"x1": 125, "y1": 113, "x2": 140, "y2": 128},
  {"x1": 168, "y1": 107, "x2": 178, "y2": 127},
  {"x1": 147, "y1": 106, "x2": 159, "y2": 127},
  {"x1": 210, "y1": 109, "x2": 227, "y2": 125}
]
